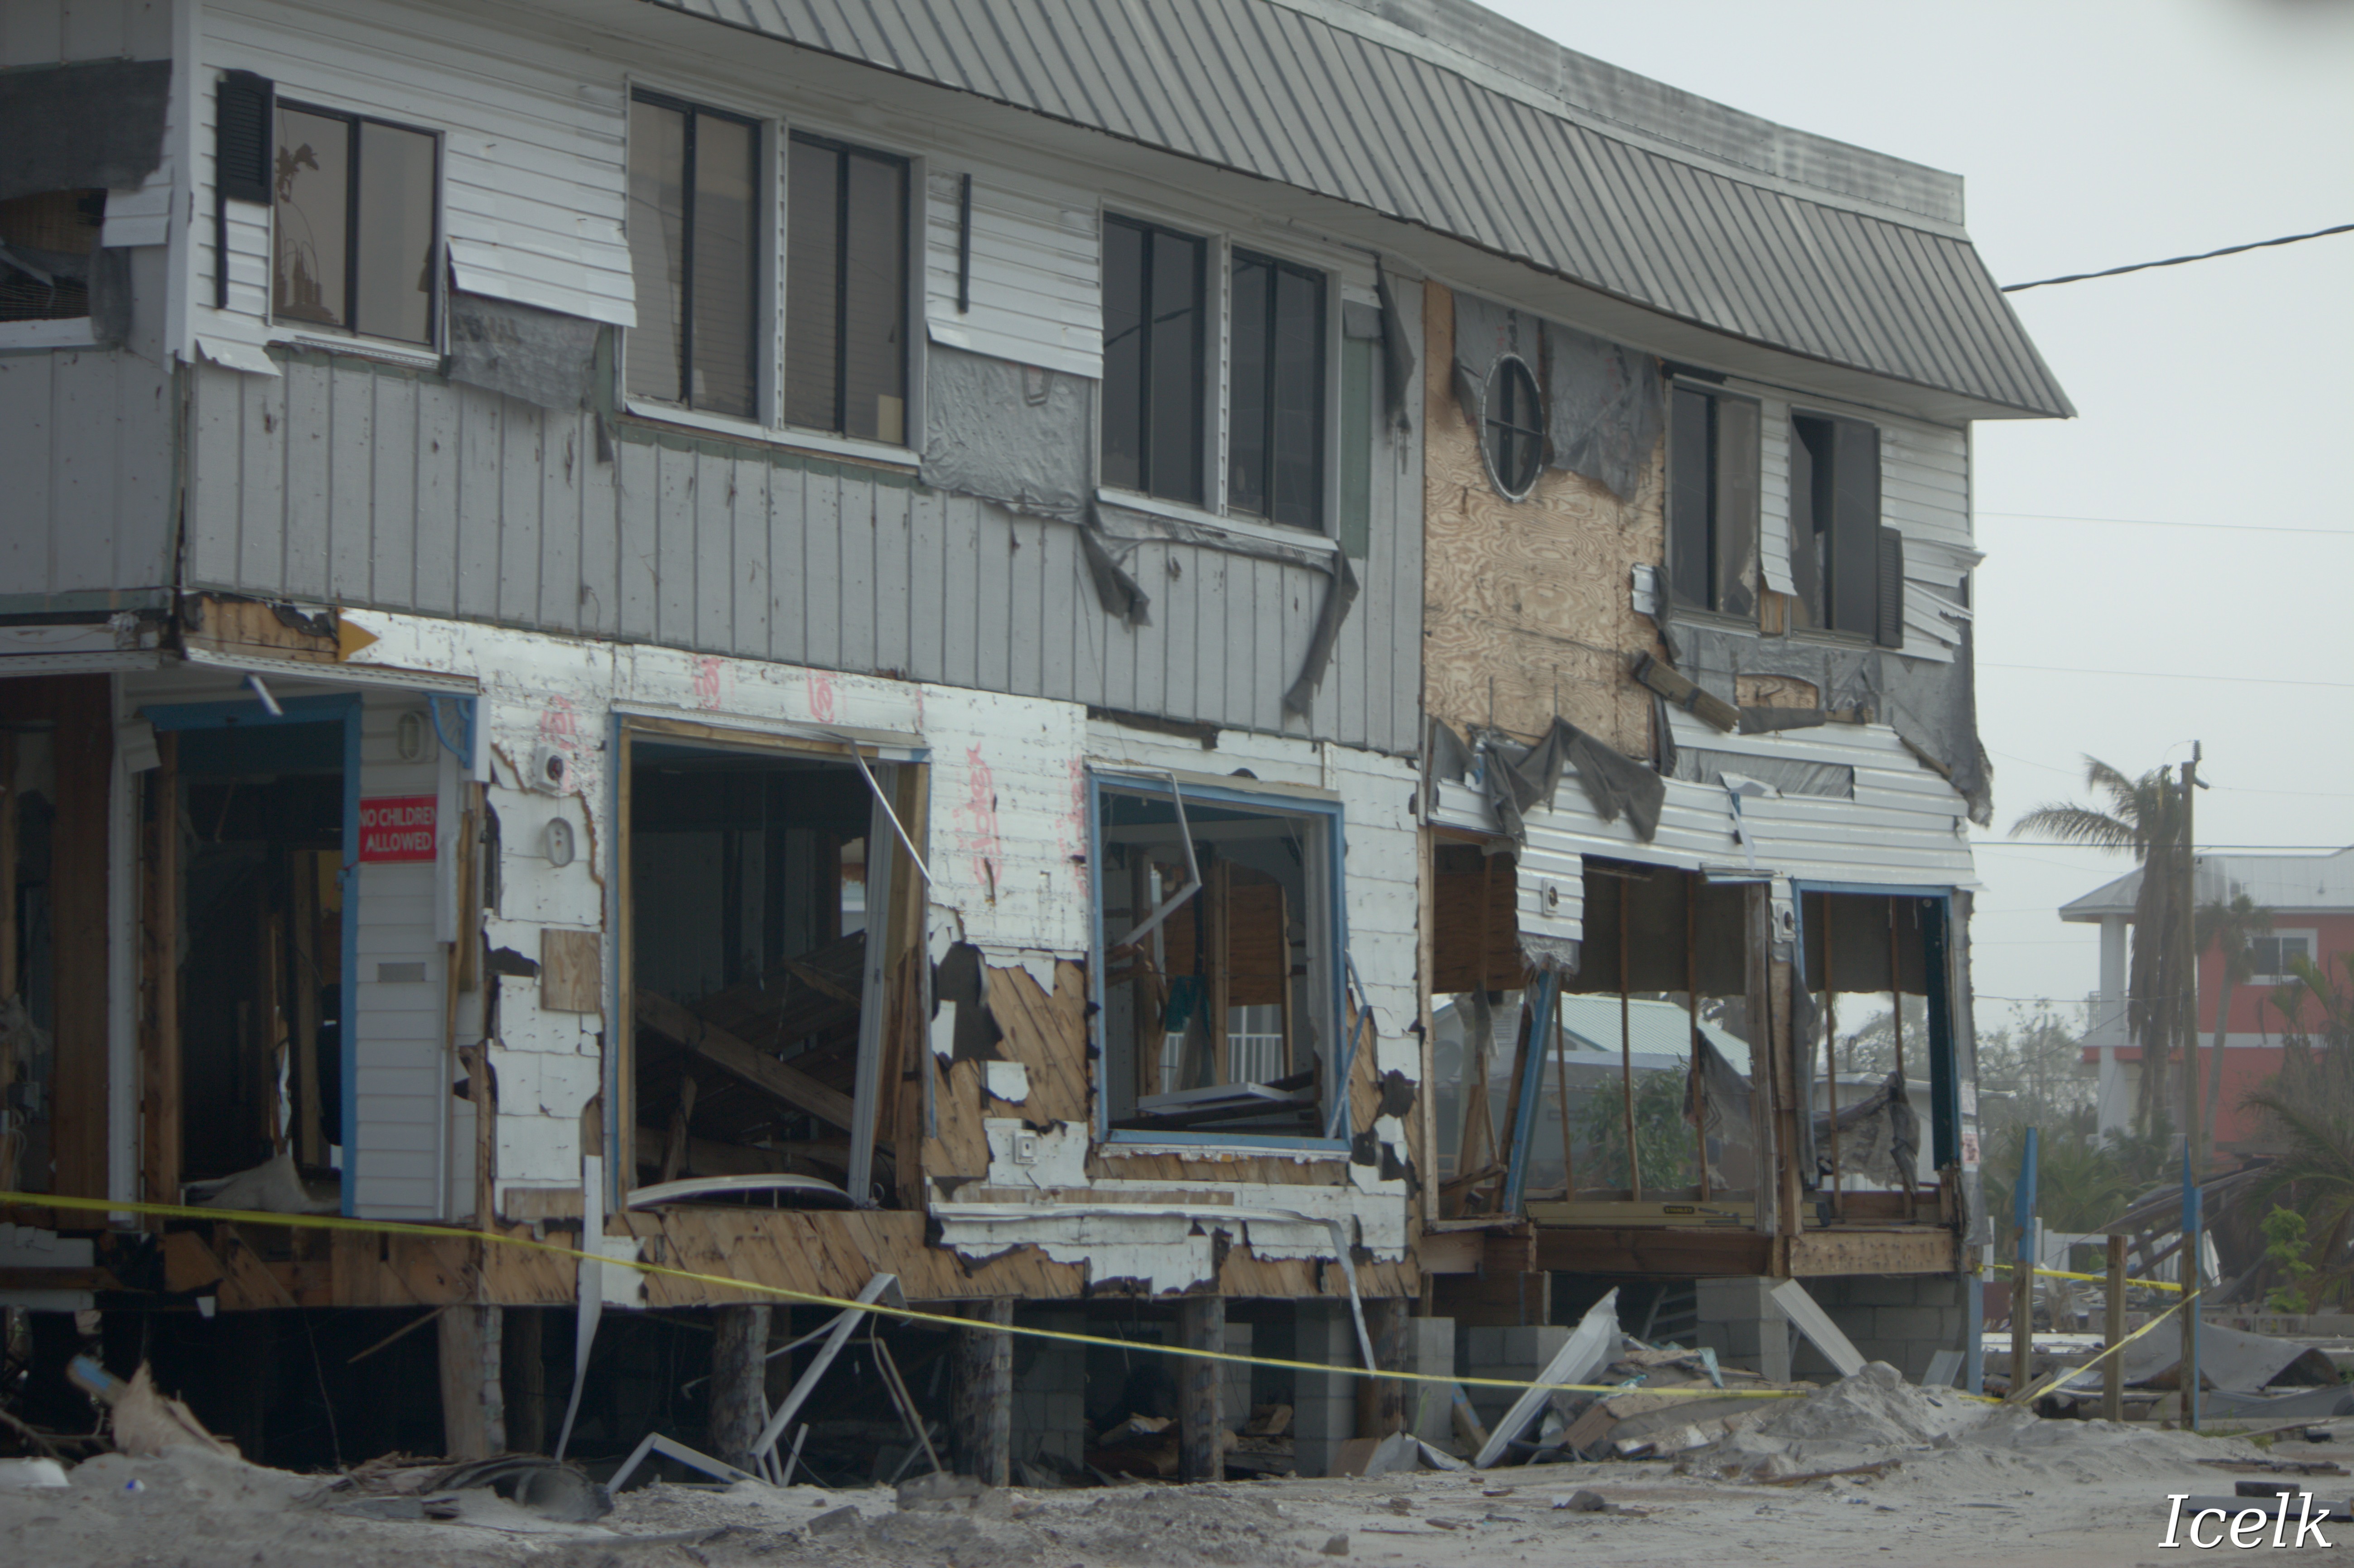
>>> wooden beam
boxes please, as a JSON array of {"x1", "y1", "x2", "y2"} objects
[
  {"x1": 635, "y1": 989, "x2": 857, "y2": 1131},
  {"x1": 48, "y1": 678, "x2": 111, "y2": 1200},
  {"x1": 0, "y1": 1267, "x2": 123, "y2": 1291},
  {"x1": 438, "y1": 1304, "x2": 506, "y2": 1460},
  {"x1": 1532, "y1": 1225, "x2": 1776, "y2": 1278},
  {"x1": 1177, "y1": 1296, "x2": 1225, "y2": 1481},
  {"x1": 289, "y1": 850, "x2": 323, "y2": 1168},
  {"x1": 1785, "y1": 1227, "x2": 1956, "y2": 1278}
]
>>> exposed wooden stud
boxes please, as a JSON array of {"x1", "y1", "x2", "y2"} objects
[
  {"x1": 1743, "y1": 883, "x2": 1776, "y2": 1240},
  {"x1": 1205, "y1": 858, "x2": 1230, "y2": 1083},
  {"x1": 289, "y1": 850, "x2": 323, "y2": 1168},
  {"x1": 1688, "y1": 873, "x2": 1708, "y2": 1202},
  {"x1": 635, "y1": 990, "x2": 857, "y2": 1130},
  {"x1": 1888, "y1": 898, "x2": 1907, "y2": 1087},
  {"x1": 465, "y1": 1039, "x2": 495, "y2": 1227},
  {"x1": 143, "y1": 731, "x2": 181, "y2": 1212},
  {"x1": 708, "y1": 1303, "x2": 772, "y2": 1472},
  {"x1": 950, "y1": 1298, "x2": 1013, "y2": 1486},
  {"x1": 1553, "y1": 989, "x2": 1574, "y2": 1200},
  {"x1": 260, "y1": 910, "x2": 288, "y2": 1153},
  {"x1": 1618, "y1": 883, "x2": 1640, "y2": 1203},
  {"x1": 1177, "y1": 1295, "x2": 1225, "y2": 1481},
  {"x1": 660, "y1": 1073, "x2": 700, "y2": 1185},
  {"x1": 1822, "y1": 894, "x2": 1843, "y2": 1218},
  {"x1": 48, "y1": 679, "x2": 111, "y2": 1201},
  {"x1": 0, "y1": 731, "x2": 16, "y2": 1001},
  {"x1": 438, "y1": 1304, "x2": 506, "y2": 1459}
]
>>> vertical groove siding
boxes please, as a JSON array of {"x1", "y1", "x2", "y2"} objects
[
  {"x1": 185, "y1": 356, "x2": 1420, "y2": 753},
  {"x1": 0, "y1": 350, "x2": 178, "y2": 606}
]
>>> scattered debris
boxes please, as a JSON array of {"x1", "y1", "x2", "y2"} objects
[
  {"x1": 68, "y1": 1359, "x2": 236, "y2": 1460},
  {"x1": 1320, "y1": 1531, "x2": 1350, "y2": 1554}
]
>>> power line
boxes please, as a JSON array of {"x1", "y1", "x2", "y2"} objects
[
  {"x1": 1974, "y1": 842, "x2": 2352, "y2": 853},
  {"x1": 1978, "y1": 661, "x2": 2354, "y2": 690},
  {"x1": 2000, "y1": 220, "x2": 2354, "y2": 292},
  {"x1": 1976, "y1": 510, "x2": 2351, "y2": 539}
]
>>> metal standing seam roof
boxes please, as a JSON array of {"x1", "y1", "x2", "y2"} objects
[
  {"x1": 2060, "y1": 848, "x2": 2354, "y2": 921},
  {"x1": 648, "y1": 0, "x2": 2073, "y2": 418}
]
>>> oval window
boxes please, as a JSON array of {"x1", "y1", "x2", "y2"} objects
[{"x1": 1483, "y1": 355, "x2": 1544, "y2": 499}]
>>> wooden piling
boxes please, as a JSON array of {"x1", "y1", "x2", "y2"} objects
[
  {"x1": 1177, "y1": 1296, "x2": 1225, "y2": 1482},
  {"x1": 438, "y1": 1304, "x2": 506, "y2": 1459},
  {"x1": 1355, "y1": 1297, "x2": 1408, "y2": 1439},
  {"x1": 709, "y1": 1303, "x2": 772, "y2": 1472},
  {"x1": 951, "y1": 1298, "x2": 1013, "y2": 1486},
  {"x1": 2103, "y1": 1234, "x2": 2127, "y2": 1423}
]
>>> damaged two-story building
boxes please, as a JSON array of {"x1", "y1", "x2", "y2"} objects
[{"x1": 0, "y1": 0, "x2": 2063, "y2": 1478}]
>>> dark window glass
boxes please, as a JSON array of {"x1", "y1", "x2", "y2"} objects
[
  {"x1": 1230, "y1": 249, "x2": 1325, "y2": 528},
  {"x1": 627, "y1": 95, "x2": 758, "y2": 418},
  {"x1": 785, "y1": 134, "x2": 909, "y2": 442},
  {"x1": 0, "y1": 189, "x2": 104, "y2": 322},
  {"x1": 1668, "y1": 386, "x2": 1760, "y2": 617},
  {"x1": 1790, "y1": 412, "x2": 1881, "y2": 635},
  {"x1": 1482, "y1": 355, "x2": 1543, "y2": 498},
  {"x1": 272, "y1": 104, "x2": 434, "y2": 345},
  {"x1": 1100, "y1": 215, "x2": 1204, "y2": 505}
]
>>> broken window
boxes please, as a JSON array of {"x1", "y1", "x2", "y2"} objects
[
  {"x1": 1227, "y1": 248, "x2": 1326, "y2": 528},
  {"x1": 785, "y1": 133, "x2": 909, "y2": 443},
  {"x1": 627, "y1": 93, "x2": 761, "y2": 418},
  {"x1": 1100, "y1": 214, "x2": 1206, "y2": 505},
  {"x1": 1666, "y1": 384, "x2": 1759, "y2": 618},
  {"x1": 272, "y1": 102, "x2": 437, "y2": 346},
  {"x1": 1482, "y1": 355, "x2": 1544, "y2": 500},
  {"x1": 626, "y1": 734, "x2": 916, "y2": 1202},
  {"x1": 1788, "y1": 412, "x2": 1896, "y2": 641},
  {"x1": 0, "y1": 189, "x2": 102, "y2": 323},
  {"x1": 1095, "y1": 778, "x2": 1339, "y2": 1140}
]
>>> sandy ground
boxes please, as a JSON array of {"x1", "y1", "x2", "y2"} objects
[{"x1": 10, "y1": 1372, "x2": 2354, "y2": 1568}]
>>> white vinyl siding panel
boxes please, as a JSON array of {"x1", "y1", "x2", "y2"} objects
[
  {"x1": 195, "y1": 0, "x2": 636, "y2": 353},
  {"x1": 923, "y1": 168, "x2": 1100, "y2": 379},
  {"x1": 349, "y1": 694, "x2": 447, "y2": 1220}
]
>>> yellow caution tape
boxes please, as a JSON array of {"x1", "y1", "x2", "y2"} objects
[
  {"x1": 0, "y1": 1188, "x2": 1848, "y2": 1403},
  {"x1": 1989, "y1": 1261, "x2": 2184, "y2": 1294},
  {"x1": 2006, "y1": 1289, "x2": 2200, "y2": 1407}
]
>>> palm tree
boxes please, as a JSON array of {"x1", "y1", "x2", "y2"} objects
[
  {"x1": 2244, "y1": 1059, "x2": 2354, "y2": 1307},
  {"x1": 2195, "y1": 891, "x2": 2271, "y2": 1171},
  {"x1": 2011, "y1": 758, "x2": 2186, "y2": 1138}
]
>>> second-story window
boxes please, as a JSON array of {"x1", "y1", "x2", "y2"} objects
[
  {"x1": 1667, "y1": 384, "x2": 1760, "y2": 620},
  {"x1": 1789, "y1": 411, "x2": 1891, "y2": 640},
  {"x1": 627, "y1": 93, "x2": 759, "y2": 418},
  {"x1": 1101, "y1": 215, "x2": 1206, "y2": 505},
  {"x1": 1228, "y1": 249, "x2": 1325, "y2": 528},
  {"x1": 785, "y1": 133, "x2": 909, "y2": 444},
  {"x1": 272, "y1": 103, "x2": 437, "y2": 346}
]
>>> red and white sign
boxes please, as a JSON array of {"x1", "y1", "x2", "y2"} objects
[{"x1": 359, "y1": 795, "x2": 438, "y2": 862}]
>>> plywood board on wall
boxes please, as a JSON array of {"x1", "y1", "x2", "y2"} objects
[
  {"x1": 540, "y1": 928, "x2": 600, "y2": 1012},
  {"x1": 1421, "y1": 281, "x2": 1664, "y2": 756}
]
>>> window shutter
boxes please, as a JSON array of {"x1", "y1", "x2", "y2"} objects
[
  {"x1": 1827, "y1": 416, "x2": 1881, "y2": 637},
  {"x1": 215, "y1": 71, "x2": 274, "y2": 205},
  {"x1": 1875, "y1": 525, "x2": 1905, "y2": 647}
]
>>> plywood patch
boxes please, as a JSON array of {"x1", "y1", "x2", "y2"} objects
[
  {"x1": 540, "y1": 928, "x2": 601, "y2": 1012},
  {"x1": 1422, "y1": 281, "x2": 1663, "y2": 756},
  {"x1": 984, "y1": 960, "x2": 1088, "y2": 1122}
]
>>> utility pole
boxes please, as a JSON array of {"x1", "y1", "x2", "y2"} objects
[{"x1": 2178, "y1": 745, "x2": 2203, "y2": 1431}]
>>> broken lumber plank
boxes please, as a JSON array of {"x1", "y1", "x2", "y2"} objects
[
  {"x1": 1770, "y1": 1279, "x2": 1867, "y2": 1378},
  {"x1": 1630, "y1": 654, "x2": 1737, "y2": 732},
  {"x1": 635, "y1": 990, "x2": 855, "y2": 1131}
]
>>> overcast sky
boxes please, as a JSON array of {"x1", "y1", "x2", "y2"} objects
[{"x1": 1485, "y1": 0, "x2": 2354, "y2": 1027}]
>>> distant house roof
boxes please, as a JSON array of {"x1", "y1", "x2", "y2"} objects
[
  {"x1": 2060, "y1": 847, "x2": 2354, "y2": 922},
  {"x1": 1436, "y1": 991, "x2": 1753, "y2": 1073},
  {"x1": 651, "y1": 0, "x2": 2073, "y2": 420}
]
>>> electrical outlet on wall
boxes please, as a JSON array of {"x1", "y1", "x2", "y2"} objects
[{"x1": 1012, "y1": 1130, "x2": 1040, "y2": 1165}]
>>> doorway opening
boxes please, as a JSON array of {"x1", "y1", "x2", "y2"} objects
[{"x1": 623, "y1": 731, "x2": 918, "y2": 1205}]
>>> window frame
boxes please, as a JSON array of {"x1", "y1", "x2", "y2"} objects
[
  {"x1": 1226, "y1": 244, "x2": 1329, "y2": 530},
  {"x1": 1665, "y1": 378, "x2": 1763, "y2": 622},
  {"x1": 781, "y1": 128, "x2": 915, "y2": 447},
  {"x1": 1481, "y1": 352, "x2": 1546, "y2": 502},
  {"x1": 1787, "y1": 407, "x2": 1886, "y2": 642},
  {"x1": 1087, "y1": 767, "x2": 1351, "y2": 1150},
  {"x1": 1098, "y1": 205, "x2": 1348, "y2": 538},
  {"x1": 1099, "y1": 211, "x2": 1213, "y2": 508},
  {"x1": 623, "y1": 87, "x2": 768, "y2": 423},
  {"x1": 268, "y1": 96, "x2": 443, "y2": 352},
  {"x1": 2250, "y1": 930, "x2": 2319, "y2": 986}
]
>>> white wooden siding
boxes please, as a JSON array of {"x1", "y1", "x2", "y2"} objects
[
  {"x1": 350, "y1": 692, "x2": 446, "y2": 1218},
  {"x1": 192, "y1": 0, "x2": 637, "y2": 357},
  {"x1": 923, "y1": 168, "x2": 1102, "y2": 379},
  {"x1": 1431, "y1": 708, "x2": 1977, "y2": 939}
]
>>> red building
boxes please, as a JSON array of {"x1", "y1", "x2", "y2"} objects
[{"x1": 2065, "y1": 848, "x2": 2354, "y2": 1154}]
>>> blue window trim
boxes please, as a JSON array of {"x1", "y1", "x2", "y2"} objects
[
  {"x1": 1088, "y1": 768, "x2": 1350, "y2": 1153},
  {"x1": 1787, "y1": 880, "x2": 1963, "y2": 1179},
  {"x1": 142, "y1": 692, "x2": 365, "y2": 1216}
]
